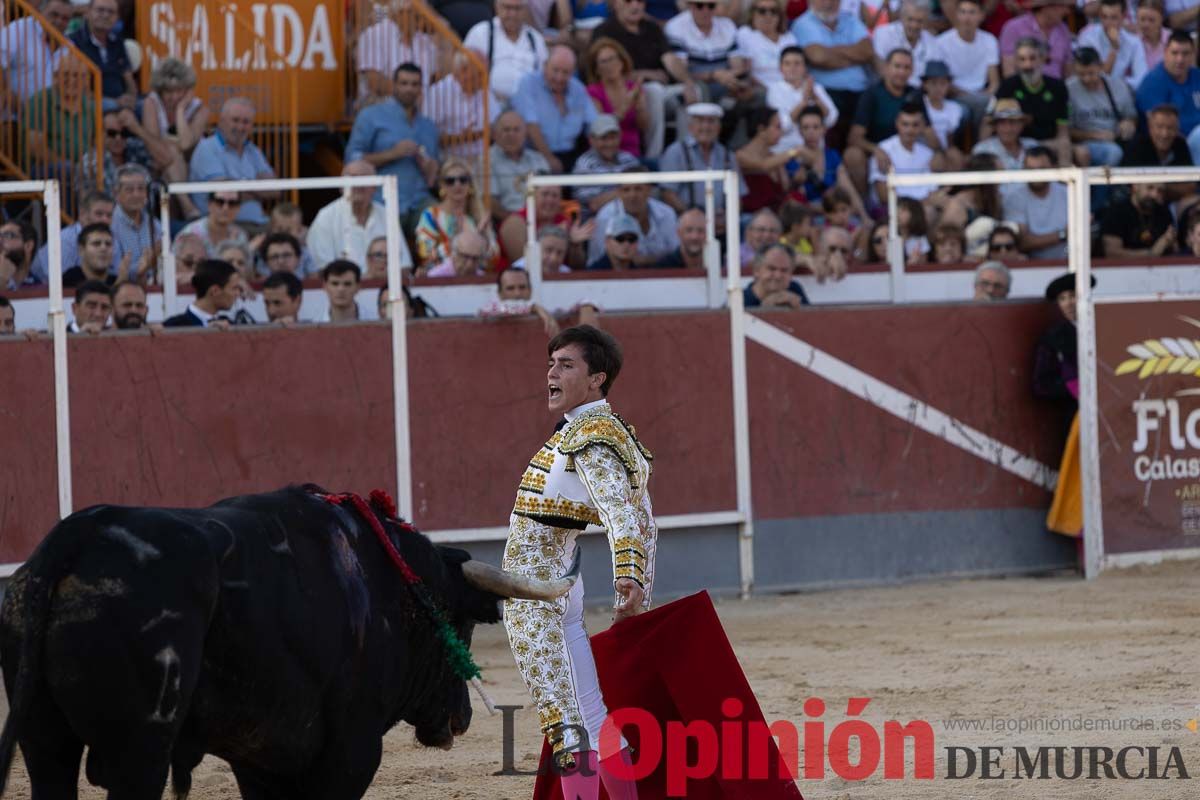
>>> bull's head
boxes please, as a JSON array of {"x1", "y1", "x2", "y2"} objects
[{"x1": 406, "y1": 546, "x2": 580, "y2": 749}]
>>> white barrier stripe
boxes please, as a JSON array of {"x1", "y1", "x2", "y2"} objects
[
  {"x1": 743, "y1": 315, "x2": 1058, "y2": 491},
  {"x1": 1104, "y1": 547, "x2": 1200, "y2": 570},
  {"x1": 424, "y1": 510, "x2": 745, "y2": 545},
  {"x1": 888, "y1": 167, "x2": 1076, "y2": 188},
  {"x1": 166, "y1": 176, "x2": 387, "y2": 194},
  {"x1": 529, "y1": 170, "x2": 729, "y2": 188}
]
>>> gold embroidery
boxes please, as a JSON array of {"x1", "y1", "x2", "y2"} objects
[
  {"x1": 513, "y1": 494, "x2": 601, "y2": 525},
  {"x1": 559, "y1": 409, "x2": 654, "y2": 479},
  {"x1": 519, "y1": 468, "x2": 547, "y2": 494}
]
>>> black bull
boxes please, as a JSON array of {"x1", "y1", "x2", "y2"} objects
[{"x1": 0, "y1": 485, "x2": 576, "y2": 799}]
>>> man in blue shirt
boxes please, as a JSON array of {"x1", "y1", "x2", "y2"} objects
[
  {"x1": 188, "y1": 97, "x2": 278, "y2": 228},
  {"x1": 1136, "y1": 31, "x2": 1200, "y2": 165},
  {"x1": 345, "y1": 62, "x2": 440, "y2": 233},
  {"x1": 513, "y1": 45, "x2": 597, "y2": 173},
  {"x1": 743, "y1": 243, "x2": 809, "y2": 308},
  {"x1": 790, "y1": 0, "x2": 874, "y2": 144}
]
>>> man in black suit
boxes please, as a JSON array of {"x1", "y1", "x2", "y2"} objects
[{"x1": 163, "y1": 259, "x2": 240, "y2": 329}]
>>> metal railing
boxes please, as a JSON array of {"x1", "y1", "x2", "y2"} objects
[
  {"x1": 0, "y1": 0, "x2": 103, "y2": 221},
  {"x1": 138, "y1": 0, "x2": 300, "y2": 201},
  {"x1": 347, "y1": 0, "x2": 490, "y2": 194}
]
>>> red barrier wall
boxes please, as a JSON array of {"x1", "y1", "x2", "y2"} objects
[{"x1": 0, "y1": 304, "x2": 1061, "y2": 564}]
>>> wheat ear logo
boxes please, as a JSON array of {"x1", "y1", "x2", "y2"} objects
[{"x1": 1115, "y1": 316, "x2": 1200, "y2": 380}]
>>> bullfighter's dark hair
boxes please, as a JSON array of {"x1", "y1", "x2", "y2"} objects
[
  {"x1": 191, "y1": 259, "x2": 238, "y2": 299},
  {"x1": 264, "y1": 270, "x2": 303, "y2": 298},
  {"x1": 321, "y1": 259, "x2": 362, "y2": 283},
  {"x1": 74, "y1": 279, "x2": 112, "y2": 305},
  {"x1": 547, "y1": 325, "x2": 623, "y2": 396}
]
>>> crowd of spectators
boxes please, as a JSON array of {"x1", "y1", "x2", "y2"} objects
[{"x1": 5, "y1": 0, "x2": 1200, "y2": 332}]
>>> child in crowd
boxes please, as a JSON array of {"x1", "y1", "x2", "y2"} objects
[{"x1": 780, "y1": 202, "x2": 818, "y2": 258}]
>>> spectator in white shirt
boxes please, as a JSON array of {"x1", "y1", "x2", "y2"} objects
[
  {"x1": 920, "y1": 60, "x2": 966, "y2": 169},
  {"x1": 663, "y1": 0, "x2": 749, "y2": 106},
  {"x1": 463, "y1": 0, "x2": 549, "y2": 106},
  {"x1": 736, "y1": 0, "x2": 798, "y2": 88},
  {"x1": 868, "y1": 103, "x2": 941, "y2": 205},
  {"x1": 768, "y1": 46, "x2": 839, "y2": 151},
  {"x1": 426, "y1": 50, "x2": 498, "y2": 161},
  {"x1": 355, "y1": 0, "x2": 439, "y2": 110},
  {"x1": 307, "y1": 160, "x2": 413, "y2": 272},
  {"x1": 1003, "y1": 146, "x2": 1070, "y2": 259},
  {"x1": 933, "y1": 0, "x2": 1000, "y2": 126},
  {"x1": 0, "y1": 0, "x2": 71, "y2": 105},
  {"x1": 1077, "y1": 0, "x2": 1149, "y2": 89},
  {"x1": 873, "y1": 0, "x2": 937, "y2": 88}
]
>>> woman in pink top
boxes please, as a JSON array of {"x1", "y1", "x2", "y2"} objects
[
  {"x1": 583, "y1": 38, "x2": 647, "y2": 158},
  {"x1": 1135, "y1": 0, "x2": 1170, "y2": 70}
]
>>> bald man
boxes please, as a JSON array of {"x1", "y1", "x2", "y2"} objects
[
  {"x1": 306, "y1": 160, "x2": 413, "y2": 271},
  {"x1": 512, "y1": 44, "x2": 599, "y2": 173},
  {"x1": 188, "y1": 97, "x2": 279, "y2": 226},
  {"x1": 490, "y1": 110, "x2": 551, "y2": 220}
]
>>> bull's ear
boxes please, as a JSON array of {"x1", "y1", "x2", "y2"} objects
[{"x1": 437, "y1": 545, "x2": 472, "y2": 567}]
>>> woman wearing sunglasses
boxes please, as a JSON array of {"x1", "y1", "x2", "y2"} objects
[
  {"x1": 735, "y1": 0, "x2": 798, "y2": 88},
  {"x1": 414, "y1": 157, "x2": 498, "y2": 272},
  {"x1": 178, "y1": 191, "x2": 250, "y2": 258}
]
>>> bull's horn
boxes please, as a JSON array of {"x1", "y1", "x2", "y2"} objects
[{"x1": 462, "y1": 547, "x2": 581, "y2": 601}]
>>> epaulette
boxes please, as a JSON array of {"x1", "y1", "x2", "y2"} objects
[{"x1": 558, "y1": 407, "x2": 653, "y2": 478}]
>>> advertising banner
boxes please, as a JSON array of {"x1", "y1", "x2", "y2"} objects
[
  {"x1": 1096, "y1": 298, "x2": 1200, "y2": 556},
  {"x1": 139, "y1": 1, "x2": 343, "y2": 124}
]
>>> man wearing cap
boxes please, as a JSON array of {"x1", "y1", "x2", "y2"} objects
[
  {"x1": 588, "y1": 215, "x2": 642, "y2": 270},
  {"x1": 68, "y1": 0, "x2": 135, "y2": 109},
  {"x1": 590, "y1": 171, "x2": 680, "y2": 265},
  {"x1": 1136, "y1": 31, "x2": 1200, "y2": 165},
  {"x1": 845, "y1": 48, "x2": 915, "y2": 197},
  {"x1": 790, "y1": 0, "x2": 873, "y2": 141},
  {"x1": 657, "y1": 103, "x2": 746, "y2": 220},
  {"x1": 971, "y1": 98, "x2": 1038, "y2": 171},
  {"x1": 998, "y1": 0, "x2": 1073, "y2": 81},
  {"x1": 513, "y1": 45, "x2": 597, "y2": 173},
  {"x1": 572, "y1": 114, "x2": 641, "y2": 219},
  {"x1": 871, "y1": 0, "x2": 936, "y2": 88},
  {"x1": 1067, "y1": 46, "x2": 1137, "y2": 171},
  {"x1": 995, "y1": 37, "x2": 1077, "y2": 168},
  {"x1": 921, "y1": 60, "x2": 965, "y2": 165}
]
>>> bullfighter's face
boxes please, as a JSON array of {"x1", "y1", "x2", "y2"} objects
[{"x1": 547, "y1": 343, "x2": 605, "y2": 415}]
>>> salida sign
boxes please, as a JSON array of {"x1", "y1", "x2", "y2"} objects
[
  {"x1": 140, "y1": 1, "x2": 343, "y2": 124},
  {"x1": 1097, "y1": 300, "x2": 1200, "y2": 556}
]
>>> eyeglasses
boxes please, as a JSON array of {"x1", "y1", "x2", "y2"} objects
[
  {"x1": 748, "y1": 225, "x2": 780, "y2": 234},
  {"x1": 871, "y1": 235, "x2": 887, "y2": 245},
  {"x1": 0, "y1": 230, "x2": 20, "y2": 240},
  {"x1": 177, "y1": 256, "x2": 200, "y2": 267},
  {"x1": 990, "y1": 242, "x2": 1016, "y2": 252},
  {"x1": 442, "y1": 175, "x2": 471, "y2": 186},
  {"x1": 976, "y1": 280, "x2": 1009, "y2": 291},
  {"x1": 210, "y1": 197, "x2": 241, "y2": 207},
  {"x1": 613, "y1": 234, "x2": 638, "y2": 244},
  {"x1": 455, "y1": 251, "x2": 484, "y2": 261},
  {"x1": 367, "y1": 250, "x2": 388, "y2": 260},
  {"x1": 753, "y1": 5, "x2": 780, "y2": 14},
  {"x1": 826, "y1": 245, "x2": 849, "y2": 254},
  {"x1": 105, "y1": 128, "x2": 132, "y2": 138}
]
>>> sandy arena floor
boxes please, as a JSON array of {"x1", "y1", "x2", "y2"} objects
[{"x1": 2, "y1": 560, "x2": 1197, "y2": 799}]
